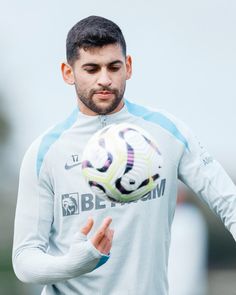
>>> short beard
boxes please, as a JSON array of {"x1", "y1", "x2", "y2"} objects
[{"x1": 75, "y1": 85, "x2": 126, "y2": 115}]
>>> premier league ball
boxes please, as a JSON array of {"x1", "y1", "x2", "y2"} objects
[{"x1": 81, "y1": 123, "x2": 163, "y2": 203}]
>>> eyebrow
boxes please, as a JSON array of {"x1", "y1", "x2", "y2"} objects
[{"x1": 82, "y1": 60, "x2": 124, "y2": 68}]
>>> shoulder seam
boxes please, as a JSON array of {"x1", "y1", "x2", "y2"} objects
[
  {"x1": 36, "y1": 108, "x2": 79, "y2": 178},
  {"x1": 125, "y1": 99, "x2": 189, "y2": 150}
]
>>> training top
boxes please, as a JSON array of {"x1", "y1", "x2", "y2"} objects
[{"x1": 12, "y1": 99, "x2": 236, "y2": 295}]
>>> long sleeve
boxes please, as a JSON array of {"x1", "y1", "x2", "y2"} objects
[
  {"x1": 12, "y1": 140, "x2": 108, "y2": 284},
  {"x1": 178, "y1": 125, "x2": 236, "y2": 240}
]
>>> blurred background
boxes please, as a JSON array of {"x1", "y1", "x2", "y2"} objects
[{"x1": 0, "y1": 0, "x2": 236, "y2": 294}]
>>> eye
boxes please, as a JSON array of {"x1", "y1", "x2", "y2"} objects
[
  {"x1": 109, "y1": 65, "x2": 121, "y2": 72},
  {"x1": 84, "y1": 67, "x2": 99, "y2": 74}
]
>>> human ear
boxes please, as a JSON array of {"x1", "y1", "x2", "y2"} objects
[
  {"x1": 125, "y1": 55, "x2": 132, "y2": 80},
  {"x1": 61, "y1": 62, "x2": 75, "y2": 85}
]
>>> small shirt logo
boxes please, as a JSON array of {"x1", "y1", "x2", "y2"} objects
[
  {"x1": 65, "y1": 154, "x2": 82, "y2": 170},
  {"x1": 61, "y1": 193, "x2": 79, "y2": 216}
]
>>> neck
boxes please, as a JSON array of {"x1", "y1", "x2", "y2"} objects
[{"x1": 77, "y1": 99, "x2": 125, "y2": 116}]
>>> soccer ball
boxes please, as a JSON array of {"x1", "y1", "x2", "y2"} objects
[{"x1": 81, "y1": 123, "x2": 163, "y2": 203}]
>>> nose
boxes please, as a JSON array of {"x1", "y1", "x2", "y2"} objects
[{"x1": 97, "y1": 69, "x2": 112, "y2": 87}]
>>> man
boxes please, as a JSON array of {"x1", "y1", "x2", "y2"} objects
[{"x1": 13, "y1": 15, "x2": 236, "y2": 294}]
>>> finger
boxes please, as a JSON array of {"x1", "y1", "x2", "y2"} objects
[
  {"x1": 97, "y1": 228, "x2": 113, "y2": 250},
  {"x1": 102, "y1": 229, "x2": 114, "y2": 255},
  {"x1": 93, "y1": 217, "x2": 112, "y2": 246},
  {"x1": 97, "y1": 229, "x2": 114, "y2": 255},
  {"x1": 80, "y1": 217, "x2": 94, "y2": 236},
  {"x1": 91, "y1": 217, "x2": 112, "y2": 247}
]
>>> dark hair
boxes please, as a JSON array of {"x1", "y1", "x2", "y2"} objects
[{"x1": 66, "y1": 15, "x2": 127, "y2": 65}]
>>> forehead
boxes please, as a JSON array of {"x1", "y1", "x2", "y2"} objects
[{"x1": 75, "y1": 44, "x2": 125, "y2": 66}]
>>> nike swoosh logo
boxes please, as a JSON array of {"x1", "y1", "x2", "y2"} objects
[{"x1": 64, "y1": 162, "x2": 82, "y2": 170}]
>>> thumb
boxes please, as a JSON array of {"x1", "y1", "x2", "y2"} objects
[{"x1": 80, "y1": 217, "x2": 94, "y2": 236}]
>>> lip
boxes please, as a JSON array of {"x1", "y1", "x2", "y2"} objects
[
  {"x1": 95, "y1": 91, "x2": 113, "y2": 95},
  {"x1": 94, "y1": 91, "x2": 114, "y2": 99}
]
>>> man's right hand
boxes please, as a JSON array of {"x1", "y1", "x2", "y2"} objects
[{"x1": 81, "y1": 217, "x2": 114, "y2": 255}]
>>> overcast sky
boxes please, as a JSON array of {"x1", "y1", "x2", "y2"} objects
[{"x1": 1, "y1": 0, "x2": 236, "y2": 176}]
